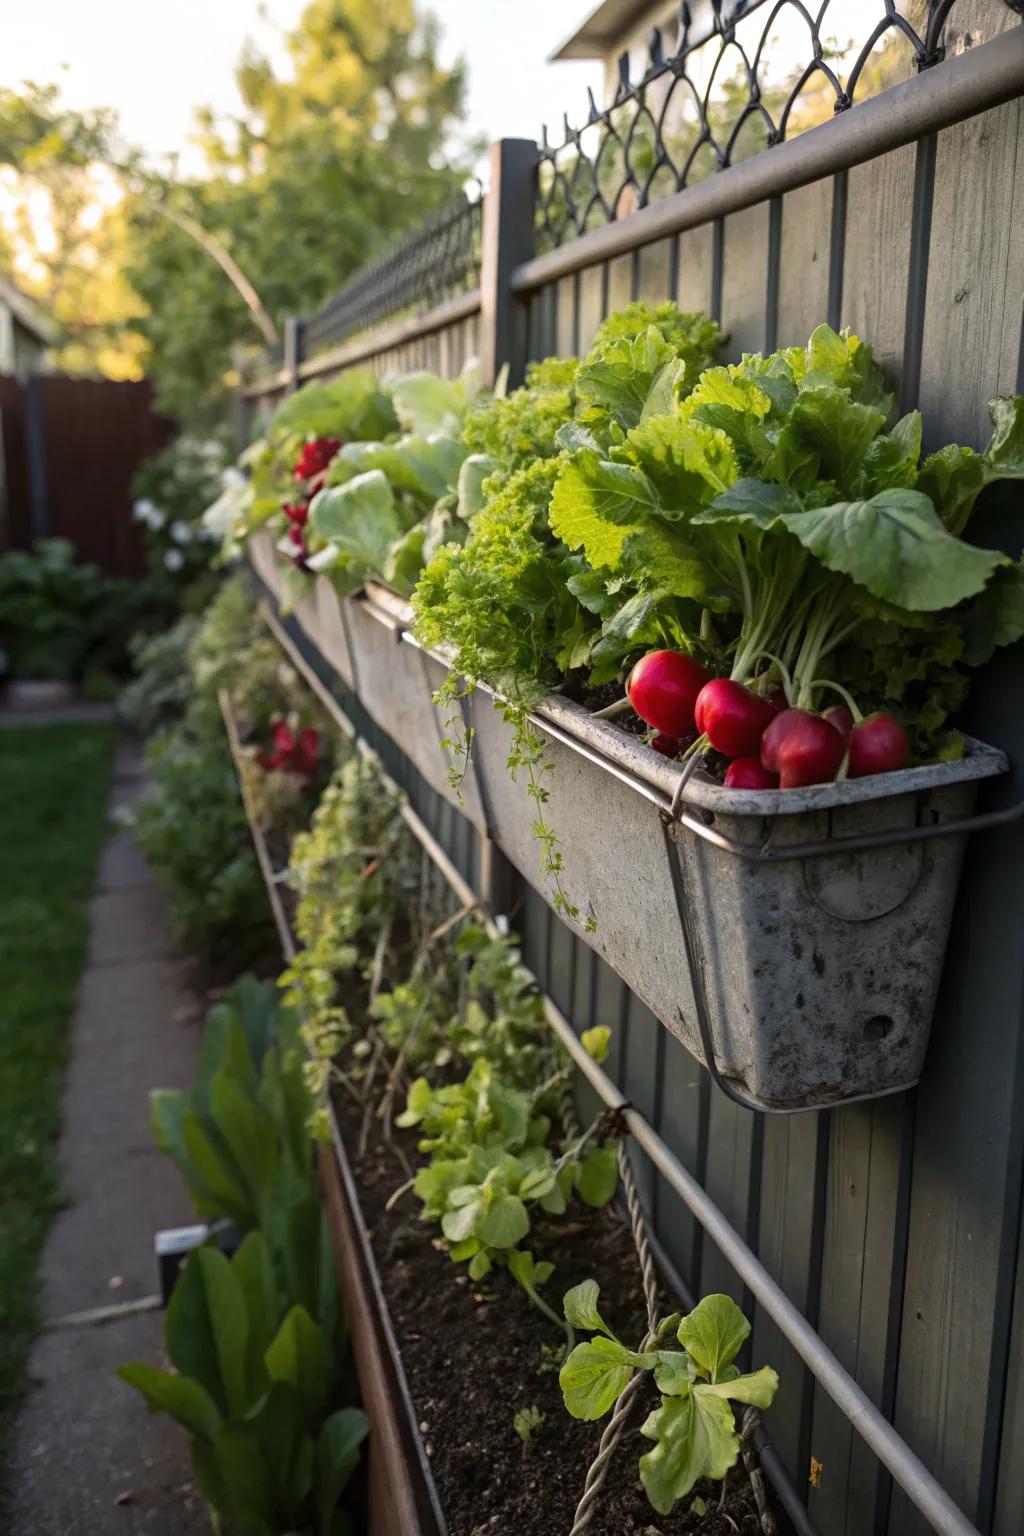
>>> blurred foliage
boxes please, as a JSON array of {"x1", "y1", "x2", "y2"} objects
[
  {"x1": 131, "y1": 575, "x2": 321, "y2": 964},
  {"x1": 0, "y1": 539, "x2": 147, "y2": 685},
  {"x1": 130, "y1": 433, "x2": 229, "y2": 611},
  {"x1": 0, "y1": 86, "x2": 147, "y2": 379},
  {"x1": 0, "y1": 1, "x2": 469, "y2": 423}
]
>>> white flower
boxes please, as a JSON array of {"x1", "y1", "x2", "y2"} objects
[
  {"x1": 149, "y1": 508, "x2": 166, "y2": 531},
  {"x1": 133, "y1": 497, "x2": 157, "y2": 524},
  {"x1": 163, "y1": 548, "x2": 185, "y2": 572},
  {"x1": 171, "y1": 520, "x2": 192, "y2": 544},
  {"x1": 221, "y1": 466, "x2": 246, "y2": 491}
]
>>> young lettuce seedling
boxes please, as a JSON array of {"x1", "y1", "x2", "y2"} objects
[{"x1": 559, "y1": 1284, "x2": 778, "y2": 1517}]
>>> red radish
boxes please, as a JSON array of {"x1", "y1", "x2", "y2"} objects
[
  {"x1": 650, "y1": 733, "x2": 681, "y2": 758},
  {"x1": 762, "y1": 708, "x2": 846, "y2": 788},
  {"x1": 261, "y1": 721, "x2": 320, "y2": 777},
  {"x1": 724, "y1": 757, "x2": 779, "y2": 790},
  {"x1": 694, "y1": 678, "x2": 774, "y2": 758},
  {"x1": 848, "y1": 713, "x2": 909, "y2": 778},
  {"x1": 823, "y1": 704, "x2": 854, "y2": 741},
  {"x1": 294, "y1": 437, "x2": 341, "y2": 481},
  {"x1": 627, "y1": 651, "x2": 707, "y2": 738}
]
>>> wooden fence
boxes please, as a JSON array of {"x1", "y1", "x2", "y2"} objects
[
  {"x1": 244, "y1": 9, "x2": 1024, "y2": 1532},
  {"x1": 0, "y1": 374, "x2": 170, "y2": 575}
]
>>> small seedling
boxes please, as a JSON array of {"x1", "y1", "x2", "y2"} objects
[{"x1": 513, "y1": 1405, "x2": 545, "y2": 1444}]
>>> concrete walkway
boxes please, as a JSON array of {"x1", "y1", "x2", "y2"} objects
[{"x1": 8, "y1": 738, "x2": 210, "y2": 1534}]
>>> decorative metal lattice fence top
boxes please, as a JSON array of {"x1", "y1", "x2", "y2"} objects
[
  {"x1": 535, "y1": 0, "x2": 1022, "y2": 250},
  {"x1": 301, "y1": 185, "x2": 483, "y2": 356}
]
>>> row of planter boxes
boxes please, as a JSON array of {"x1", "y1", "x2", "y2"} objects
[{"x1": 251, "y1": 531, "x2": 1006, "y2": 1114}]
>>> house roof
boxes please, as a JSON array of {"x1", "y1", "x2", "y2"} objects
[
  {"x1": 0, "y1": 277, "x2": 58, "y2": 345},
  {"x1": 549, "y1": 0, "x2": 724, "y2": 62},
  {"x1": 550, "y1": 0, "x2": 656, "y2": 59}
]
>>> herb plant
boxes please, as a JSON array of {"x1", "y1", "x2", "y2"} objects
[
  {"x1": 559, "y1": 1283, "x2": 778, "y2": 1516},
  {"x1": 398, "y1": 1049, "x2": 618, "y2": 1334},
  {"x1": 412, "y1": 303, "x2": 726, "y2": 919},
  {"x1": 281, "y1": 754, "x2": 420, "y2": 1137}
]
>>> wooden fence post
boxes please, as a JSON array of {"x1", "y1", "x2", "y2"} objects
[
  {"x1": 283, "y1": 315, "x2": 304, "y2": 395},
  {"x1": 479, "y1": 138, "x2": 538, "y2": 389}
]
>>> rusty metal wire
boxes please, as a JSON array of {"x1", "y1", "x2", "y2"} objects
[
  {"x1": 536, "y1": 0, "x2": 1022, "y2": 249},
  {"x1": 568, "y1": 1144, "x2": 660, "y2": 1536}
]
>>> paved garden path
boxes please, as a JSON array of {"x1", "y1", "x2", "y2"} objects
[{"x1": 8, "y1": 736, "x2": 211, "y2": 1534}]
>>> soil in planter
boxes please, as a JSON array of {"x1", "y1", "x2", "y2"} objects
[{"x1": 335, "y1": 1092, "x2": 787, "y2": 1536}]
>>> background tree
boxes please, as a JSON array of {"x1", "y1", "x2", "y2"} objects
[
  {"x1": 0, "y1": 84, "x2": 147, "y2": 379},
  {"x1": 127, "y1": 0, "x2": 469, "y2": 418},
  {"x1": 0, "y1": 0, "x2": 469, "y2": 421}
]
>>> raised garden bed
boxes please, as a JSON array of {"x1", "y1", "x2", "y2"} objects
[{"x1": 324, "y1": 1071, "x2": 787, "y2": 1536}]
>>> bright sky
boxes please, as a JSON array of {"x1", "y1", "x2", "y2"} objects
[{"x1": 3, "y1": 0, "x2": 603, "y2": 173}]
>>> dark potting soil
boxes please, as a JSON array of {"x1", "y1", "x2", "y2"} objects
[{"x1": 335, "y1": 1092, "x2": 782, "y2": 1536}]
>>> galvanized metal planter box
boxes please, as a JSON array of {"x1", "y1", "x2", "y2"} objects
[
  {"x1": 249, "y1": 528, "x2": 282, "y2": 604},
  {"x1": 305, "y1": 577, "x2": 357, "y2": 691},
  {"x1": 470, "y1": 690, "x2": 1006, "y2": 1110},
  {"x1": 350, "y1": 583, "x2": 487, "y2": 828},
  {"x1": 256, "y1": 557, "x2": 1008, "y2": 1110}
]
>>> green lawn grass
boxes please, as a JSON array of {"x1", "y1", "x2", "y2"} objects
[{"x1": 0, "y1": 721, "x2": 117, "y2": 1488}]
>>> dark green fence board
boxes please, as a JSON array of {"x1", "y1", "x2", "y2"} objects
[
  {"x1": 620, "y1": 992, "x2": 662, "y2": 1210},
  {"x1": 917, "y1": 99, "x2": 1024, "y2": 450},
  {"x1": 607, "y1": 252, "x2": 633, "y2": 314},
  {"x1": 806, "y1": 1097, "x2": 910, "y2": 1535},
  {"x1": 720, "y1": 202, "x2": 772, "y2": 358},
  {"x1": 675, "y1": 223, "x2": 715, "y2": 317},
  {"x1": 751, "y1": 1113, "x2": 829, "y2": 1479},
  {"x1": 577, "y1": 264, "x2": 605, "y2": 354},
  {"x1": 556, "y1": 274, "x2": 576, "y2": 359},
  {"x1": 698, "y1": 1088, "x2": 760, "y2": 1309},
  {"x1": 636, "y1": 238, "x2": 673, "y2": 305},
  {"x1": 840, "y1": 145, "x2": 917, "y2": 401},
  {"x1": 777, "y1": 178, "x2": 834, "y2": 347}
]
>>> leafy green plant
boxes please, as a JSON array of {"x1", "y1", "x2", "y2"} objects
[
  {"x1": 550, "y1": 325, "x2": 1024, "y2": 756},
  {"x1": 149, "y1": 977, "x2": 311, "y2": 1234},
  {"x1": 132, "y1": 576, "x2": 319, "y2": 962},
  {"x1": 119, "y1": 615, "x2": 201, "y2": 735},
  {"x1": 120, "y1": 1233, "x2": 366, "y2": 1536},
  {"x1": 0, "y1": 538, "x2": 147, "y2": 684},
  {"x1": 306, "y1": 361, "x2": 483, "y2": 599},
  {"x1": 559, "y1": 1284, "x2": 778, "y2": 1516},
  {"x1": 412, "y1": 305, "x2": 726, "y2": 918},
  {"x1": 398, "y1": 1053, "x2": 618, "y2": 1335},
  {"x1": 126, "y1": 972, "x2": 365, "y2": 1535},
  {"x1": 217, "y1": 368, "x2": 398, "y2": 599},
  {"x1": 414, "y1": 307, "x2": 726, "y2": 701},
  {"x1": 513, "y1": 1404, "x2": 545, "y2": 1443}
]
